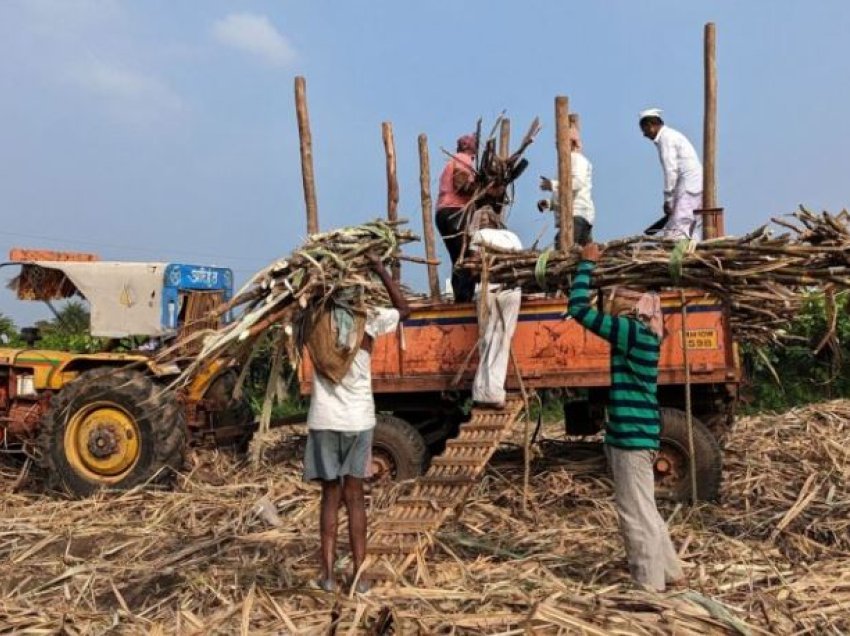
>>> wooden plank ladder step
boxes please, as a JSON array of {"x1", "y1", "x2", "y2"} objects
[
  {"x1": 445, "y1": 439, "x2": 495, "y2": 449},
  {"x1": 417, "y1": 475, "x2": 477, "y2": 486},
  {"x1": 375, "y1": 518, "x2": 441, "y2": 531},
  {"x1": 458, "y1": 422, "x2": 510, "y2": 432},
  {"x1": 394, "y1": 496, "x2": 441, "y2": 508},
  {"x1": 429, "y1": 457, "x2": 487, "y2": 468}
]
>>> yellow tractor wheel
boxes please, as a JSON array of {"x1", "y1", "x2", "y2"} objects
[
  {"x1": 64, "y1": 403, "x2": 141, "y2": 483},
  {"x1": 39, "y1": 368, "x2": 186, "y2": 497}
]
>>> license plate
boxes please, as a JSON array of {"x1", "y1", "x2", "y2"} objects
[{"x1": 686, "y1": 329, "x2": 718, "y2": 349}]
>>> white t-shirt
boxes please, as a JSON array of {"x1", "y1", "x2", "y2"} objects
[
  {"x1": 549, "y1": 151, "x2": 595, "y2": 225},
  {"x1": 307, "y1": 307, "x2": 400, "y2": 432}
]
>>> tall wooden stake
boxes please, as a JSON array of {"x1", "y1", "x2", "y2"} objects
[
  {"x1": 418, "y1": 134, "x2": 441, "y2": 300},
  {"x1": 555, "y1": 96, "x2": 573, "y2": 249},
  {"x1": 703, "y1": 22, "x2": 717, "y2": 209},
  {"x1": 498, "y1": 118, "x2": 511, "y2": 159},
  {"x1": 382, "y1": 121, "x2": 401, "y2": 281},
  {"x1": 294, "y1": 76, "x2": 319, "y2": 235}
]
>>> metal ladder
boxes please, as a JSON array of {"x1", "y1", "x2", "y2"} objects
[{"x1": 365, "y1": 395, "x2": 525, "y2": 581}]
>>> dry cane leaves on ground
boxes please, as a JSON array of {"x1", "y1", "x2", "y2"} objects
[{"x1": 2, "y1": 400, "x2": 850, "y2": 634}]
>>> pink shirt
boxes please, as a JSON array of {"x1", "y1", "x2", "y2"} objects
[{"x1": 436, "y1": 152, "x2": 474, "y2": 210}]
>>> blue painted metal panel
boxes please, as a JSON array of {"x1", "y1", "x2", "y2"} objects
[{"x1": 161, "y1": 264, "x2": 234, "y2": 330}]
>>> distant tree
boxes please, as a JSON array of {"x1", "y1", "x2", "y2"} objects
[
  {"x1": 0, "y1": 312, "x2": 18, "y2": 345},
  {"x1": 36, "y1": 300, "x2": 99, "y2": 352},
  {"x1": 50, "y1": 300, "x2": 90, "y2": 334}
]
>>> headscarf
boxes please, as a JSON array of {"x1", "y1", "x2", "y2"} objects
[
  {"x1": 456, "y1": 134, "x2": 478, "y2": 154},
  {"x1": 609, "y1": 287, "x2": 664, "y2": 340}
]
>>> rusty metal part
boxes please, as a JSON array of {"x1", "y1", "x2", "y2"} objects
[
  {"x1": 87, "y1": 425, "x2": 120, "y2": 458},
  {"x1": 4, "y1": 399, "x2": 50, "y2": 437},
  {"x1": 654, "y1": 443, "x2": 688, "y2": 495},
  {"x1": 369, "y1": 448, "x2": 396, "y2": 483},
  {"x1": 9, "y1": 248, "x2": 99, "y2": 262},
  {"x1": 364, "y1": 395, "x2": 524, "y2": 581}
]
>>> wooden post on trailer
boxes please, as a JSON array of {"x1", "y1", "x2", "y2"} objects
[
  {"x1": 703, "y1": 23, "x2": 717, "y2": 209},
  {"x1": 418, "y1": 134, "x2": 441, "y2": 300},
  {"x1": 498, "y1": 118, "x2": 511, "y2": 159},
  {"x1": 697, "y1": 22, "x2": 724, "y2": 238},
  {"x1": 555, "y1": 96, "x2": 573, "y2": 249},
  {"x1": 382, "y1": 121, "x2": 401, "y2": 281},
  {"x1": 294, "y1": 76, "x2": 319, "y2": 235}
]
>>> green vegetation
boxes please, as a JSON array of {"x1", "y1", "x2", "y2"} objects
[
  {"x1": 1, "y1": 301, "x2": 102, "y2": 352},
  {"x1": 0, "y1": 312, "x2": 20, "y2": 346},
  {"x1": 742, "y1": 292, "x2": 850, "y2": 412},
  {"x1": 34, "y1": 301, "x2": 101, "y2": 353},
  {"x1": 241, "y1": 337, "x2": 307, "y2": 418}
]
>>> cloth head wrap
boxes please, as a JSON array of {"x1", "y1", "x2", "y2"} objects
[
  {"x1": 456, "y1": 134, "x2": 478, "y2": 154},
  {"x1": 610, "y1": 287, "x2": 664, "y2": 340}
]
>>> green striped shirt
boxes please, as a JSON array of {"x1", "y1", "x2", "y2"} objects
[{"x1": 567, "y1": 260, "x2": 661, "y2": 450}]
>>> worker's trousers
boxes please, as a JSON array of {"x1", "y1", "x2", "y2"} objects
[
  {"x1": 472, "y1": 288, "x2": 521, "y2": 406},
  {"x1": 662, "y1": 192, "x2": 703, "y2": 240},
  {"x1": 605, "y1": 445, "x2": 684, "y2": 591},
  {"x1": 436, "y1": 207, "x2": 476, "y2": 303}
]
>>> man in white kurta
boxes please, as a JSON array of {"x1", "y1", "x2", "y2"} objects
[
  {"x1": 467, "y1": 210, "x2": 523, "y2": 407},
  {"x1": 639, "y1": 108, "x2": 703, "y2": 240}
]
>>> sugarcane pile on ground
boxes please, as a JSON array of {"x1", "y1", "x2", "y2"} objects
[
  {"x1": 161, "y1": 219, "x2": 417, "y2": 385},
  {"x1": 2, "y1": 400, "x2": 849, "y2": 633},
  {"x1": 465, "y1": 207, "x2": 850, "y2": 345}
]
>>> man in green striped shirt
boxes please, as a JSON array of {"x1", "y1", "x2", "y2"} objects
[{"x1": 568, "y1": 242, "x2": 684, "y2": 591}]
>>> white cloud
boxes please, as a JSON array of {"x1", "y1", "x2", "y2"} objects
[
  {"x1": 68, "y1": 59, "x2": 185, "y2": 125},
  {"x1": 211, "y1": 13, "x2": 296, "y2": 68}
]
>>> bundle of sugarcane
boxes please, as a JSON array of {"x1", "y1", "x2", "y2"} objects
[
  {"x1": 462, "y1": 207, "x2": 850, "y2": 345},
  {"x1": 161, "y1": 219, "x2": 418, "y2": 385}
]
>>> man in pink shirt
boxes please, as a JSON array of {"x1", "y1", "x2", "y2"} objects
[{"x1": 435, "y1": 134, "x2": 478, "y2": 303}]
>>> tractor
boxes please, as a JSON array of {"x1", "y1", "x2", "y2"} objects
[{"x1": 0, "y1": 249, "x2": 256, "y2": 497}]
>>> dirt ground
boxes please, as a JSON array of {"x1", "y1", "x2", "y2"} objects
[{"x1": 1, "y1": 401, "x2": 848, "y2": 634}]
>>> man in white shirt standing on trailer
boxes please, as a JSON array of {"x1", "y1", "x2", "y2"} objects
[
  {"x1": 538, "y1": 124, "x2": 596, "y2": 247},
  {"x1": 639, "y1": 108, "x2": 703, "y2": 240}
]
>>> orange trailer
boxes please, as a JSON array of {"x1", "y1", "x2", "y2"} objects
[{"x1": 299, "y1": 290, "x2": 739, "y2": 501}]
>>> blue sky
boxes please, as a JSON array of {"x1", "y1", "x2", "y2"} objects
[{"x1": 2, "y1": 1, "x2": 850, "y2": 326}]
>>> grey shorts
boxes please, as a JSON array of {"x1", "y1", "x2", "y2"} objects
[{"x1": 303, "y1": 429, "x2": 373, "y2": 482}]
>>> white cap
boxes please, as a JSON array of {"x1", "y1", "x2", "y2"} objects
[{"x1": 639, "y1": 108, "x2": 663, "y2": 120}]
